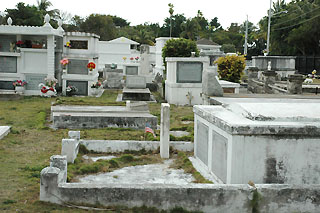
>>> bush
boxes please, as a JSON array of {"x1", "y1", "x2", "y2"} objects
[
  {"x1": 214, "y1": 55, "x2": 246, "y2": 83},
  {"x1": 162, "y1": 38, "x2": 199, "y2": 65}
]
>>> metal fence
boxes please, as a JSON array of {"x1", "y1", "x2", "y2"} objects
[{"x1": 296, "y1": 56, "x2": 320, "y2": 74}]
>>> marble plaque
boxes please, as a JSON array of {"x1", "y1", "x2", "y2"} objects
[
  {"x1": 0, "y1": 56, "x2": 17, "y2": 73},
  {"x1": 126, "y1": 66, "x2": 138, "y2": 75},
  {"x1": 25, "y1": 74, "x2": 47, "y2": 90},
  {"x1": 196, "y1": 121, "x2": 209, "y2": 166},
  {"x1": 0, "y1": 81, "x2": 14, "y2": 90},
  {"x1": 177, "y1": 62, "x2": 203, "y2": 83},
  {"x1": 68, "y1": 59, "x2": 88, "y2": 75},
  {"x1": 211, "y1": 130, "x2": 228, "y2": 183},
  {"x1": 0, "y1": 35, "x2": 16, "y2": 52},
  {"x1": 70, "y1": 40, "x2": 88, "y2": 49},
  {"x1": 67, "y1": 81, "x2": 88, "y2": 96}
]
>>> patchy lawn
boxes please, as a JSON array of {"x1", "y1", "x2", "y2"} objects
[{"x1": 0, "y1": 90, "x2": 196, "y2": 212}]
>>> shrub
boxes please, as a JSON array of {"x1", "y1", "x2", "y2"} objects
[
  {"x1": 214, "y1": 55, "x2": 246, "y2": 83},
  {"x1": 162, "y1": 38, "x2": 199, "y2": 65}
]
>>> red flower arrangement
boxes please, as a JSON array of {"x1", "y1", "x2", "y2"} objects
[
  {"x1": 16, "y1": 40, "x2": 24, "y2": 47},
  {"x1": 87, "y1": 62, "x2": 96, "y2": 71},
  {"x1": 130, "y1": 57, "x2": 134, "y2": 61}
]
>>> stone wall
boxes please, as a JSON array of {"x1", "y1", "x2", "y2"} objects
[{"x1": 40, "y1": 164, "x2": 320, "y2": 213}]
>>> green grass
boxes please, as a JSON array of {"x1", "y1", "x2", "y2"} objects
[
  {"x1": 0, "y1": 90, "x2": 196, "y2": 212},
  {"x1": 171, "y1": 152, "x2": 213, "y2": 184}
]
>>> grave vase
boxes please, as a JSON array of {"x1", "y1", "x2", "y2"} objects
[
  {"x1": 15, "y1": 86, "x2": 25, "y2": 94},
  {"x1": 62, "y1": 69, "x2": 67, "y2": 74}
]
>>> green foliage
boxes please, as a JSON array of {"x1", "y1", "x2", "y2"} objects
[
  {"x1": 221, "y1": 44, "x2": 236, "y2": 53},
  {"x1": 5, "y1": 2, "x2": 43, "y2": 26},
  {"x1": 259, "y1": 0, "x2": 320, "y2": 56},
  {"x1": 80, "y1": 14, "x2": 116, "y2": 41},
  {"x1": 162, "y1": 38, "x2": 199, "y2": 63},
  {"x1": 214, "y1": 55, "x2": 246, "y2": 83}
]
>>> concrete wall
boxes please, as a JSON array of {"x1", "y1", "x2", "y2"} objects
[
  {"x1": 40, "y1": 165, "x2": 320, "y2": 213},
  {"x1": 80, "y1": 140, "x2": 194, "y2": 153},
  {"x1": 252, "y1": 56, "x2": 296, "y2": 71}
]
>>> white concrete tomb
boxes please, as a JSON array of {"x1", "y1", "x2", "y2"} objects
[{"x1": 193, "y1": 98, "x2": 320, "y2": 184}]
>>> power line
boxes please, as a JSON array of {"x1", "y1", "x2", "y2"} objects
[
  {"x1": 273, "y1": 13, "x2": 320, "y2": 30},
  {"x1": 272, "y1": 6, "x2": 320, "y2": 27}
]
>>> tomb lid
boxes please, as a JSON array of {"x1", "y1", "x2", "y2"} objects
[{"x1": 194, "y1": 98, "x2": 320, "y2": 136}]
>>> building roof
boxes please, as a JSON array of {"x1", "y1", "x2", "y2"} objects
[
  {"x1": 196, "y1": 38, "x2": 219, "y2": 46},
  {"x1": 108, "y1": 37, "x2": 139, "y2": 45}
]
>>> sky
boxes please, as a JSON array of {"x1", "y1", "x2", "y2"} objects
[{"x1": 0, "y1": 0, "x2": 291, "y2": 28}]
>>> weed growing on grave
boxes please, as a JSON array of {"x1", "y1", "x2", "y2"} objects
[
  {"x1": 171, "y1": 152, "x2": 213, "y2": 184},
  {"x1": 67, "y1": 153, "x2": 163, "y2": 182}
]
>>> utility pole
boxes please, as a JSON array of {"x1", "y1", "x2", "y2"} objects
[
  {"x1": 244, "y1": 15, "x2": 248, "y2": 55},
  {"x1": 267, "y1": 0, "x2": 272, "y2": 55}
]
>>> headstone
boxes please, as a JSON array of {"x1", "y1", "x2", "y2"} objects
[
  {"x1": 66, "y1": 81, "x2": 88, "y2": 96},
  {"x1": 287, "y1": 74, "x2": 304, "y2": 94},
  {"x1": 160, "y1": 103, "x2": 170, "y2": 159},
  {"x1": 25, "y1": 74, "x2": 47, "y2": 90},
  {"x1": 0, "y1": 56, "x2": 17, "y2": 73},
  {"x1": 140, "y1": 45, "x2": 150, "y2": 75},
  {"x1": 202, "y1": 68, "x2": 223, "y2": 97},
  {"x1": 68, "y1": 59, "x2": 88, "y2": 75},
  {"x1": 126, "y1": 76, "x2": 146, "y2": 89},
  {"x1": 0, "y1": 81, "x2": 14, "y2": 90},
  {"x1": 176, "y1": 62, "x2": 203, "y2": 83},
  {"x1": 126, "y1": 66, "x2": 138, "y2": 75}
]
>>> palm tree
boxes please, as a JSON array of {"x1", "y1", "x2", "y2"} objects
[
  {"x1": 37, "y1": 0, "x2": 58, "y2": 18},
  {"x1": 180, "y1": 18, "x2": 200, "y2": 40}
]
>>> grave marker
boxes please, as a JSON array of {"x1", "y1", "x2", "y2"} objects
[
  {"x1": 0, "y1": 56, "x2": 17, "y2": 73},
  {"x1": 68, "y1": 59, "x2": 88, "y2": 75},
  {"x1": 25, "y1": 74, "x2": 47, "y2": 90}
]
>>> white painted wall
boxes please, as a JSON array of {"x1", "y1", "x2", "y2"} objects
[{"x1": 98, "y1": 41, "x2": 140, "y2": 70}]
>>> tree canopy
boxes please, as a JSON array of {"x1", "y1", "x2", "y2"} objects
[{"x1": 1, "y1": 0, "x2": 319, "y2": 56}]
